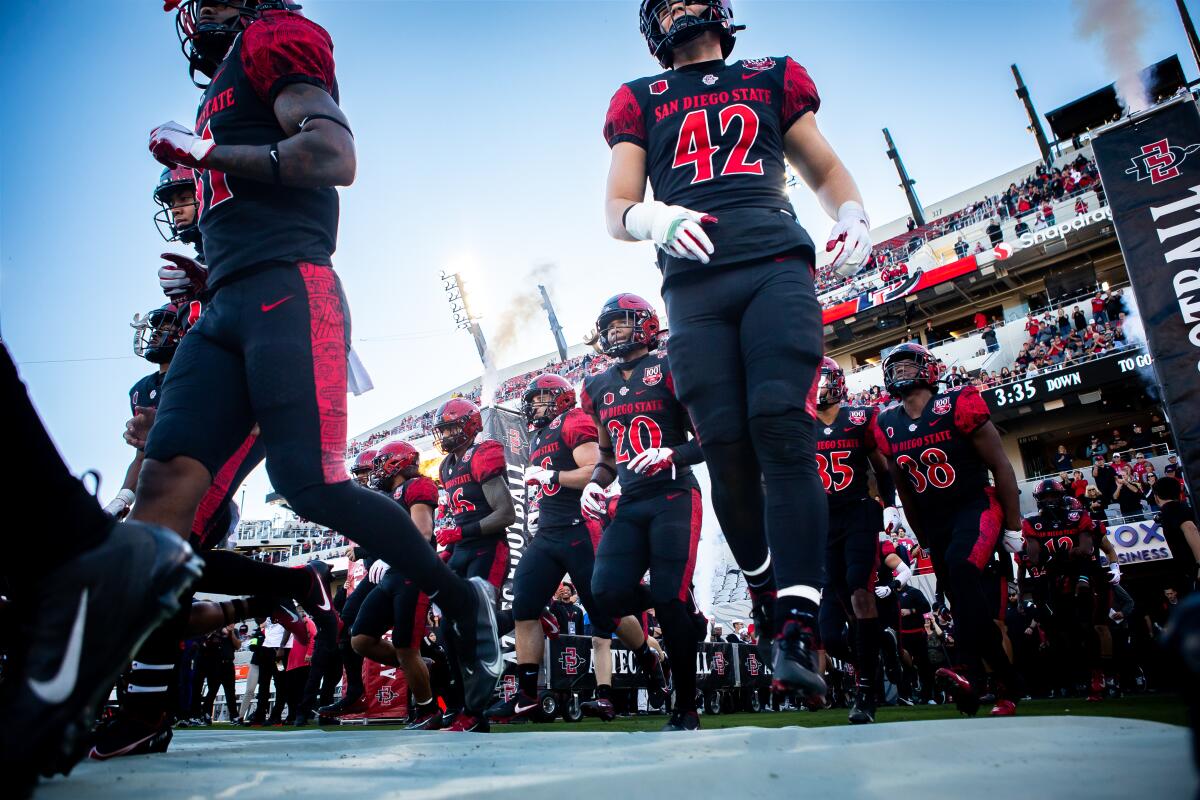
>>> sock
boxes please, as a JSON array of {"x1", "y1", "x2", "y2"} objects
[
  {"x1": 776, "y1": 593, "x2": 820, "y2": 632},
  {"x1": 517, "y1": 663, "x2": 539, "y2": 699},
  {"x1": 855, "y1": 617, "x2": 881, "y2": 690},
  {"x1": 341, "y1": 641, "x2": 365, "y2": 697},
  {"x1": 656, "y1": 602, "x2": 698, "y2": 713}
]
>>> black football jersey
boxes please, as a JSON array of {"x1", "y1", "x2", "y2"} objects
[
  {"x1": 438, "y1": 439, "x2": 507, "y2": 532},
  {"x1": 604, "y1": 56, "x2": 819, "y2": 279},
  {"x1": 580, "y1": 351, "x2": 698, "y2": 498},
  {"x1": 193, "y1": 9, "x2": 340, "y2": 288},
  {"x1": 816, "y1": 405, "x2": 884, "y2": 508},
  {"x1": 1021, "y1": 509, "x2": 1100, "y2": 577},
  {"x1": 529, "y1": 407, "x2": 599, "y2": 530},
  {"x1": 129, "y1": 370, "x2": 166, "y2": 416},
  {"x1": 876, "y1": 387, "x2": 992, "y2": 517}
]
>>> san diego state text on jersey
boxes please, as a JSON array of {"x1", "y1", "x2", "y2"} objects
[
  {"x1": 604, "y1": 56, "x2": 819, "y2": 276},
  {"x1": 816, "y1": 405, "x2": 883, "y2": 505},
  {"x1": 529, "y1": 407, "x2": 599, "y2": 530},
  {"x1": 193, "y1": 9, "x2": 340, "y2": 287},
  {"x1": 876, "y1": 386, "x2": 992, "y2": 512},
  {"x1": 438, "y1": 439, "x2": 507, "y2": 530},
  {"x1": 580, "y1": 352, "x2": 697, "y2": 497}
]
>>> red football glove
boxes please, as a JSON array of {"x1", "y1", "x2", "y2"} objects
[
  {"x1": 159, "y1": 253, "x2": 208, "y2": 300},
  {"x1": 149, "y1": 121, "x2": 215, "y2": 170},
  {"x1": 436, "y1": 526, "x2": 463, "y2": 547}
]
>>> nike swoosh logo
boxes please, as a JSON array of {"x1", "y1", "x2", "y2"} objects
[
  {"x1": 30, "y1": 589, "x2": 87, "y2": 704},
  {"x1": 742, "y1": 73, "x2": 761, "y2": 80},
  {"x1": 261, "y1": 295, "x2": 294, "y2": 313},
  {"x1": 515, "y1": 702, "x2": 539, "y2": 714},
  {"x1": 929, "y1": 418, "x2": 943, "y2": 427}
]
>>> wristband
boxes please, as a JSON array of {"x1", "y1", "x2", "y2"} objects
[
  {"x1": 550, "y1": 471, "x2": 560, "y2": 487},
  {"x1": 269, "y1": 144, "x2": 281, "y2": 184}
]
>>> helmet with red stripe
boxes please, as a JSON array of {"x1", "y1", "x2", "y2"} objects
[
  {"x1": 521, "y1": 374, "x2": 576, "y2": 428},
  {"x1": 350, "y1": 447, "x2": 378, "y2": 486},
  {"x1": 153, "y1": 166, "x2": 200, "y2": 246},
  {"x1": 817, "y1": 356, "x2": 846, "y2": 408},
  {"x1": 166, "y1": 0, "x2": 301, "y2": 86},
  {"x1": 433, "y1": 398, "x2": 482, "y2": 454},
  {"x1": 1033, "y1": 478, "x2": 1069, "y2": 519},
  {"x1": 596, "y1": 293, "x2": 661, "y2": 358},
  {"x1": 639, "y1": 0, "x2": 744, "y2": 69},
  {"x1": 373, "y1": 440, "x2": 420, "y2": 484},
  {"x1": 881, "y1": 342, "x2": 941, "y2": 398}
]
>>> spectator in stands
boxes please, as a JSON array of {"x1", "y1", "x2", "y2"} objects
[
  {"x1": 986, "y1": 217, "x2": 1003, "y2": 246},
  {"x1": 1014, "y1": 218, "x2": 1030, "y2": 237},
  {"x1": 955, "y1": 236, "x2": 969, "y2": 259},
  {"x1": 906, "y1": 216, "x2": 917, "y2": 232},
  {"x1": 1085, "y1": 485, "x2": 1107, "y2": 520},
  {"x1": 1150, "y1": 413, "x2": 1171, "y2": 446},
  {"x1": 1110, "y1": 428, "x2": 1129, "y2": 453},
  {"x1": 1106, "y1": 289, "x2": 1126, "y2": 320},
  {"x1": 1164, "y1": 454, "x2": 1182, "y2": 478},
  {"x1": 1072, "y1": 305, "x2": 1088, "y2": 332},
  {"x1": 1092, "y1": 455, "x2": 1118, "y2": 508},
  {"x1": 1075, "y1": 197, "x2": 1089, "y2": 215},
  {"x1": 1047, "y1": 336, "x2": 1065, "y2": 363},
  {"x1": 1052, "y1": 445, "x2": 1073, "y2": 472},
  {"x1": 983, "y1": 324, "x2": 999, "y2": 353},
  {"x1": 1092, "y1": 292, "x2": 1108, "y2": 324},
  {"x1": 1113, "y1": 470, "x2": 1146, "y2": 518},
  {"x1": 1085, "y1": 435, "x2": 1108, "y2": 460},
  {"x1": 999, "y1": 366, "x2": 1013, "y2": 382},
  {"x1": 1129, "y1": 423, "x2": 1152, "y2": 454},
  {"x1": 1033, "y1": 211, "x2": 1048, "y2": 231},
  {"x1": 1025, "y1": 313, "x2": 1040, "y2": 343},
  {"x1": 1071, "y1": 470, "x2": 1088, "y2": 499},
  {"x1": 1042, "y1": 201, "x2": 1056, "y2": 226},
  {"x1": 1056, "y1": 309, "x2": 1071, "y2": 337},
  {"x1": 730, "y1": 620, "x2": 751, "y2": 643}
]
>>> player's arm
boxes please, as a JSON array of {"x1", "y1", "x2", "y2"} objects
[
  {"x1": 888, "y1": 460, "x2": 930, "y2": 549},
  {"x1": 784, "y1": 114, "x2": 864, "y2": 222},
  {"x1": 557, "y1": 441, "x2": 601, "y2": 490},
  {"x1": 868, "y1": 450, "x2": 897, "y2": 507},
  {"x1": 1183, "y1": 518, "x2": 1200, "y2": 564},
  {"x1": 462, "y1": 477, "x2": 516, "y2": 539},
  {"x1": 606, "y1": 143, "x2": 648, "y2": 241},
  {"x1": 969, "y1": 420, "x2": 1022, "y2": 531},
  {"x1": 875, "y1": 552, "x2": 913, "y2": 600},
  {"x1": 409, "y1": 504, "x2": 435, "y2": 542},
  {"x1": 580, "y1": 412, "x2": 618, "y2": 520}
]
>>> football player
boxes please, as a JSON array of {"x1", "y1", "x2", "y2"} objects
[
  {"x1": 812, "y1": 357, "x2": 899, "y2": 723},
  {"x1": 578, "y1": 294, "x2": 707, "y2": 731},
  {"x1": 874, "y1": 535, "x2": 915, "y2": 707},
  {"x1": 141, "y1": 0, "x2": 501, "y2": 724},
  {"x1": 875, "y1": 343, "x2": 1023, "y2": 716},
  {"x1": 433, "y1": 398, "x2": 517, "y2": 732},
  {"x1": 486, "y1": 375, "x2": 662, "y2": 723},
  {"x1": 152, "y1": 165, "x2": 202, "y2": 251},
  {"x1": 603, "y1": 0, "x2": 872, "y2": 695}
]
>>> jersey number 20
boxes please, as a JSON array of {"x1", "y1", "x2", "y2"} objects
[{"x1": 608, "y1": 415, "x2": 663, "y2": 464}]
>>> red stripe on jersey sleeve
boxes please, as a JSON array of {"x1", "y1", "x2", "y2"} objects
[
  {"x1": 782, "y1": 57, "x2": 820, "y2": 131},
  {"x1": 604, "y1": 84, "x2": 647, "y2": 148},
  {"x1": 953, "y1": 386, "x2": 991, "y2": 436},
  {"x1": 561, "y1": 408, "x2": 599, "y2": 450},
  {"x1": 469, "y1": 439, "x2": 508, "y2": 484},
  {"x1": 402, "y1": 476, "x2": 439, "y2": 509},
  {"x1": 242, "y1": 11, "x2": 336, "y2": 105},
  {"x1": 579, "y1": 381, "x2": 596, "y2": 417},
  {"x1": 870, "y1": 413, "x2": 893, "y2": 457}
]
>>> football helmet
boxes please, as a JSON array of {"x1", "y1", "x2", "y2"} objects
[
  {"x1": 521, "y1": 374, "x2": 576, "y2": 428},
  {"x1": 350, "y1": 447, "x2": 378, "y2": 487},
  {"x1": 1032, "y1": 478, "x2": 1069, "y2": 519},
  {"x1": 167, "y1": 0, "x2": 301, "y2": 86},
  {"x1": 132, "y1": 304, "x2": 183, "y2": 364},
  {"x1": 373, "y1": 440, "x2": 420, "y2": 484},
  {"x1": 817, "y1": 356, "x2": 846, "y2": 408},
  {"x1": 881, "y1": 342, "x2": 941, "y2": 398},
  {"x1": 433, "y1": 398, "x2": 482, "y2": 454},
  {"x1": 639, "y1": 0, "x2": 744, "y2": 69},
  {"x1": 153, "y1": 166, "x2": 200, "y2": 246},
  {"x1": 596, "y1": 293, "x2": 661, "y2": 358}
]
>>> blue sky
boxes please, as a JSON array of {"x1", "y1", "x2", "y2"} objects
[{"x1": 0, "y1": 0, "x2": 1189, "y2": 518}]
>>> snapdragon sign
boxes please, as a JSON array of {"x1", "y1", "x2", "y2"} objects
[{"x1": 1092, "y1": 96, "x2": 1200, "y2": 504}]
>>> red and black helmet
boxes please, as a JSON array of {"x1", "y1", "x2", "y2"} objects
[
  {"x1": 350, "y1": 447, "x2": 378, "y2": 486},
  {"x1": 433, "y1": 398, "x2": 483, "y2": 454},
  {"x1": 817, "y1": 356, "x2": 846, "y2": 408},
  {"x1": 153, "y1": 166, "x2": 200, "y2": 246},
  {"x1": 132, "y1": 303, "x2": 183, "y2": 364},
  {"x1": 639, "y1": 0, "x2": 744, "y2": 69},
  {"x1": 521, "y1": 374, "x2": 576, "y2": 428},
  {"x1": 881, "y1": 342, "x2": 942, "y2": 398},
  {"x1": 167, "y1": 0, "x2": 300, "y2": 86},
  {"x1": 596, "y1": 293, "x2": 661, "y2": 358},
  {"x1": 373, "y1": 439, "x2": 420, "y2": 483},
  {"x1": 1033, "y1": 478, "x2": 1069, "y2": 516}
]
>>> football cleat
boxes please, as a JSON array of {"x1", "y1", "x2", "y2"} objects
[
  {"x1": 661, "y1": 709, "x2": 701, "y2": 731},
  {"x1": 935, "y1": 667, "x2": 980, "y2": 717},
  {"x1": 405, "y1": 705, "x2": 445, "y2": 730},
  {"x1": 442, "y1": 712, "x2": 490, "y2": 733},
  {"x1": 990, "y1": 699, "x2": 1018, "y2": 716},
  {"x1": 447, "y1": 577, "x2": 502, "y2": 714},
  {"x1": 484, "y1": 693, "x2": 540, "y2": 723},
  {"x1": 848, "y1": 688, "x2": 876, "y2": 724},
  {"x1": 87, "y1": 711, "x2": 174, "y2": 761},
  {"x1": 580, "y1": 697, "x2": 616, "y2": 721},
  {"x1": 317, "y1": 692, "x2": 366, "y2": 718},
  {"x1": 0, "y1": 521, "x2": 201, "y2": 779},
  {"x1": 770, "y1": 616, "x2": 827, "y2": 698}
]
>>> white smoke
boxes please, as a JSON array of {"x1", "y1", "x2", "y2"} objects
[
  {"x1": 488, "y1": 263, "x2": 559, "y2": 360},
  {"x1": 479, "y1": 346, "x2": 499, "y2": 408},
  {"x1": 1073, "y1": 0, "x2": 1152, "y2": 114}
]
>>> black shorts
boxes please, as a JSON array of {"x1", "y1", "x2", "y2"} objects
[
  {"x1": 592, "y1": 488, "x2": 703, "y2": 616},
  {"x1": 825, "y1": 498, "x2": 883, "y2": 601},
  {"x1": 662, "y1": 254, "x2": 824, "y2": 445},
  {"x1": 145, "y1": 263, "x2": 352, "y2": 497},
  {"x1": 512, "y1": 520, "x2": 614, "y2": 637},
  {"x1": 190, "y1": 433, "x2": 266, "y2": 551},
  {"x1": 351, "y1": 570, "x2": 432, "y2": 651},
  {"x1": 921, "y1": 488, "x2": 1005, "y2": 574},
  {"x1": 447, "y1": 536, "x2": 509, "y2": 591}
]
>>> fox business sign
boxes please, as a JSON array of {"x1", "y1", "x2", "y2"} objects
[{"x1": 1093, "y1": 96, "x2": 1200, "y2": 505}]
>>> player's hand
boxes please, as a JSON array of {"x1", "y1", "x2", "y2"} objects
[
  {"x1": 624, "y1": 201, "x2": 717, "y2": 264},
  {"x1": 580, "y1": 482, "x2": 608, "y2": 521},
  {"x1": 1002, "y1": 529, "x2": 1024, "y2": 554},
  {"x1": 149, "y1": 121, "x2": 214, "y2": 169},
  {"x1": 368, "y1": 560, "x2": 390, "y2": 584},
  {"x1": 627, "y1": 447, "x2": 675, "y2": 477},
  {"x1": 826, "y1": 201, "x2": 872, "y2": 277},
  {"x1": 882, "y1": 506, "x2": 900, "y2": 534},
  {"x1": 159, "y1": 253, "x2": 208, "y2": 300},
  {"x1": 436, "y1": 525, "x2": 463, "y2": 547},
  {"x1": 1108, "y1": 561, "x2": 1121, "y2": 585},
  {"x1": 124, "y1": 406, "x2": 157, "y2": 449},
  {"x1": 103, "y1": 489, "x2": 135, "y2": 519},
  {"x1": 524, "y1": 467, "x2": 558, "y2": 490},
  {"x1": 874, "y1": 585, "x2": 892, "y2": 599}
]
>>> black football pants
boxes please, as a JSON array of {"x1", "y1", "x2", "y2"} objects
[{"x1": 512, "y1": 521, "x2": 616, "y2": 637}]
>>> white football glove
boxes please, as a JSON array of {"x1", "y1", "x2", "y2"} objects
[
  {"x1": 580, "y1": 482, "x2": 608, "y2": 521},
  {"x1": 1108, "y1": 561, "x2": 1122, "y2": 585},
  {"x1": 874, "y1": 585, "x2": 893, "y2": 599},
  {"x1": 368, "y1": 560, "x2": 390, "y2": 584},
  {"x1": 149, "y1": 120, "x2": 215, "y2": 169},
  {"x1": 882, "y1": 505, "x2": 900, "y2": 534},
  {"x1": 524, "y1": 466, "x2": 558, "y2": 490},
  {"x1": 1002, "y1": 529, "x2": 1025, "y2": 554},
  {"x1": 826, "y1": 201, "x2": 872, "y2": 277},
  {"x1": 624, "y1": 200, "x2": 716, "y2": 264},
  {"x1": 627, "y1": 447, "x2": 675, "y2": 478},
  {"x1": 103, "y1": 488, "x2": 136, "y2": 518}
]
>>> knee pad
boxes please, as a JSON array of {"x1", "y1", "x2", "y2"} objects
[{"x1": 748, "y1": 411, "x2": 815, "y2": 472}]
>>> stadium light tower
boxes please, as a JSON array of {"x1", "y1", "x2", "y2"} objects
[
  {"x1": 538, "y1": 283, "x2": 569, "y2": 363},
  {"x1": 883, "y1": 128, "x2": 925, "y2": 226},
  {"x1": 1011, "y1": 64, "x2": 1053, "y2": 167},
  {"x1": 440, "y1": 270, "x2": 490, "y2": 368},
  {"x1": 1177, "y1": 0, "x2": 1200, "y2": 78}
]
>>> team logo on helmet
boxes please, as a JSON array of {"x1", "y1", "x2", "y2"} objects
[
  {"x1": 643, "y1": 365, "x2": 663, "y2": 386},
  {"x1": 932, "y1": 397, "x2": 952, "y2": 415},
  {"x1": 649, "y1": 80, "x2": 669, "y2": 95},
  {"x1": 741, "y1": 57, "x2": 775, "y2": 72},
  {"x1": 848, "y1": 409, "x2": 867, "y2": 426}
]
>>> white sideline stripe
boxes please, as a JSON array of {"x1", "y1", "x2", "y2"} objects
[
  {"x1": 131, "y1": 661, "x2": 174, "y2": 670},
  {"x1": 125, "y1": 685, "x2": 169, "y2": 693}
]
